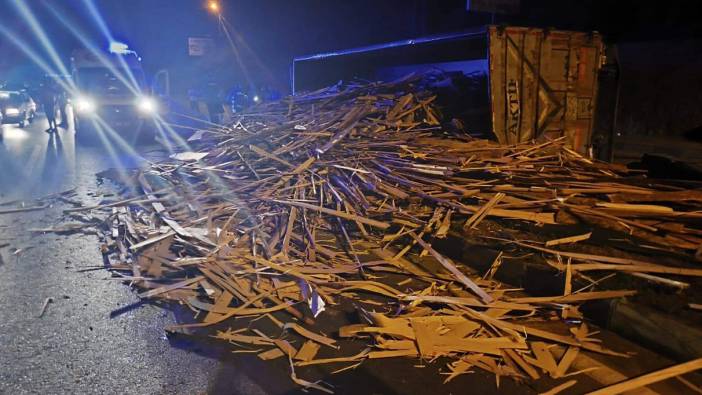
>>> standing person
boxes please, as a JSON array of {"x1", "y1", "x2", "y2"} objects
[
  {"x1": 57, "y1": 89, "x2": 68, "y2": 128},
  {"x1": 187, "y1": 86, "x2": 201, "y2": 113},
  {"x1": 40, "y1": 83, "x2": 57, "y2": 132},
  {"x1": 204, "y1": 80, "x2": 223, "y2": 123}
]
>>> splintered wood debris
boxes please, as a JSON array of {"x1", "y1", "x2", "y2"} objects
[{"x1": 79, "y1": 74, "x2": 702, "y2": 392}]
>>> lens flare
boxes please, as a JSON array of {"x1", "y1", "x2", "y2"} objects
[
  {"x1": 75, "y1": 97, "x2": 96, "y2": 113},
  {"x1": 137, "y1": 97, "x2": 157, "y2": 114}
]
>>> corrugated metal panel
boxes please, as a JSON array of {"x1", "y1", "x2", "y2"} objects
[{"x1": 489, "y1": 26, "x2": 603, "y2": 152}]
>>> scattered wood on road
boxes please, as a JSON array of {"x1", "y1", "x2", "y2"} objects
[{"x1": 72, "y1": 74, "x2": 702, "y2": 392}]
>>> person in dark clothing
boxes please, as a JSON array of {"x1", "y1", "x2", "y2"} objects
[
  {"x1": 204, "y1": 81, "x2": 224, "y2": 123},
  {"x1": 40, "y1": 85, "x2": 57, "y2": 132},
  {"x1": 57, "y1": 90, "x2": 68, "y2": 128}
]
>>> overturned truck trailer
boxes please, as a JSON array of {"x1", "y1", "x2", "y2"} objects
[{"x1": 292, "y1": 25, "x2": 604, "y2": 153}]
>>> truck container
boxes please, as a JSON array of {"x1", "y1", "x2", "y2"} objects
[{"x1": 292, "y1": 25, "x2": 604, "y2": 153}]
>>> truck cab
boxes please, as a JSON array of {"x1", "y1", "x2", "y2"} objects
[{"x1": 71, "y1": 46, "x2": 159, "y2": 138}]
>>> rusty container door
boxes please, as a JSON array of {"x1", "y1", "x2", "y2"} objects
[{"x1": 488, "y1": 26, "x2": 603, "y2": 153}]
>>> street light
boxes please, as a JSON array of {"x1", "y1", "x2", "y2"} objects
[{"x1": 207, "y1": 1, "x2": 220, "y2": 13}]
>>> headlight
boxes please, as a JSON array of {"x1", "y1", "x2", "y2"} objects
[
  {"x1": 5, "y1": 107, "x2": 19, "y2": 116},
  {"x1": 75, "y1": 97, "x2": 96, "y2": 113},
  {"x1": 136, "y1": 97, "x2": 157, "y2": 114}
]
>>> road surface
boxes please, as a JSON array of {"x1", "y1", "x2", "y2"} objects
[{"x1": 0, "y1": 114, "x2": 269, "y2": 394}]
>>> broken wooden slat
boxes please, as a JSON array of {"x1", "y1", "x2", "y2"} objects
[
  {"x1": 586, "y1": 358, "x2": 702, "y2": 395},
  {"x1": 545, "y1": 232, "x2": 592, "y2": 247},
  {"x1": 408, "y1": 231, "x2": 493, "y2": 304}
]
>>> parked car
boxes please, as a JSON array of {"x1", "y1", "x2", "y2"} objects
[{"x1": 0, "y1": 91, "x2": 36, "y2": 127}]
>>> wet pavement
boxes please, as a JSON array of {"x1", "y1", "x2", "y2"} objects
[{"x1": 0, "y1": 114, "x2": 269, "y2": 394}]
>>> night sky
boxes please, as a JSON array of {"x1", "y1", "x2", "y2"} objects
[
  {"x1": 0, "y1": 0, "x2": 423, "y2": 92},
  {"x1": 1, "y1": 0, "x2": 701, "y2": 93}
]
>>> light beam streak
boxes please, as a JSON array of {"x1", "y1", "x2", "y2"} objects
[
  {"x1": 45, "y1": 4, "x2": 141, "y2": 96},
  {"x1": 89, "y1": 120, "x2": 133, "y2": 183},
  {"x1": 92, "y1": 117, "x2": 148, "y2": 160},
  {"x1": 11, "y1": 0, "x2": 73, "y2": 85},
  {"x1": 0, "y1": 25, "x2": 74, "y2": 94},
  {"x1": 218, "y1": 16, "x2": 255, "y2": 93},
  {"x1": 79, "y1": 0, "x2": 141, "y2": 92},
  {"x1": 80, "y1": 0, "x2": 114, "y2": 42},
  {"x1": 220, "y1": 16, "x2": 278, "y2": 88}
]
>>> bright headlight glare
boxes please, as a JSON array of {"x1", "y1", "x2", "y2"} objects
[
  {"x1": 5, "y1": 107, "x2": 19, "y2": 115},
  {"x1": 75, "y1": 97, "x2": 96, "y2": 113},
  {"x1": 137, "y1": 97, "x2": 157, "y2": 114}
]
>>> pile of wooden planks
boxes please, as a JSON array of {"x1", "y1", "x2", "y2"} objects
[{"x1": 87, "y1": 74, "x2": 702, "y2": 392}]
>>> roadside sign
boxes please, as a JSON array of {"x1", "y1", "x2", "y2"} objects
[{"x1": 188, "y1": 37, "x2": 214, "y2": 56}]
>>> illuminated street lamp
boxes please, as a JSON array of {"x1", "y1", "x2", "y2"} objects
[{"x1": 207, "y1": 1, "x2": 220, "y2": 13}]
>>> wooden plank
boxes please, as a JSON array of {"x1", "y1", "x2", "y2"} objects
[
  {"x1": 489, "y1": 26, "x2": 507, "y2": 143},
  {"x1": 586, "y1": 358, "x2": 702, "y2": 395},
  {"x1": 270, "y1": 199, "x2": 390, "y2": 229},
  {"x1": 531, "y1": 341, "x2": 558, "y2": 376},
  {"x1": 504, "y1": 30, "x2": 524, "y2": 144},
  {"x1": 520, "y1": 28, "x2": 539, "y2": 142},
  {"x1": 545, "y1": 232, "x2": 591, "y2": 247},
  {"x1": 138, "y1": 276, "x2": 204, "y2": 299},
  {"x1": 408, "y1": 232, "x2": 493, "y2": 304},
  {"x1": 294, "y1": 341, "x2": 321, "y2": 362},
  {"x1": 0, "y1": 205, "x2": 48, "y2": 215},
  {"x1": 464, "y1": 193, "x2": 505, "y2": 229}
]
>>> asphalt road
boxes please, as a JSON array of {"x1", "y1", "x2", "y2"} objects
[{"x1": 0, "y1": 114, "x2": 269, "y2": 394}]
